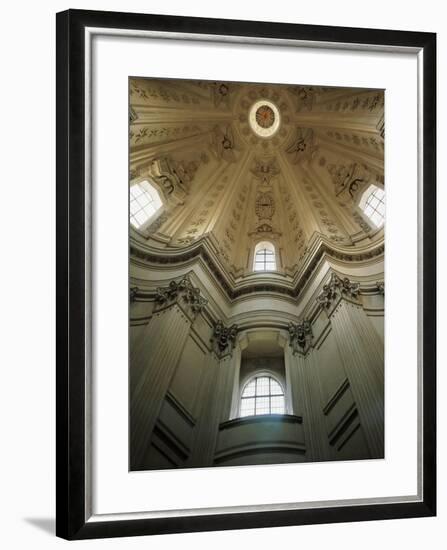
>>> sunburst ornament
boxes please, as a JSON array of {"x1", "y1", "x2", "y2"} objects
[{"x1": 249, "y1": 99, "x2": 281, "y2": 138}]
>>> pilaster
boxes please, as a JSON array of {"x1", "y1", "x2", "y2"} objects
[
  {"x1": 129, "y1": 275, "x2": 207, "y2": 469},
  {"x1": 317, "y1": 272, "x2": 384, "y2": 458}
]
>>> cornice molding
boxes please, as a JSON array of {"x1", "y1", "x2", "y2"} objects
[{"x1": 130, "y1": 234, "x2": 384, "y2": 302}]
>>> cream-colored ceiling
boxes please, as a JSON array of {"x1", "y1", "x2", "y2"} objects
[{"x1": 129, "y1": 78, "x2": 384, "y2": 279}]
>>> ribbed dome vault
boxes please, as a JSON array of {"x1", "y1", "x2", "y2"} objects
[{"x1": 129, "y1": 78, "x2": 384, "y2": 281}]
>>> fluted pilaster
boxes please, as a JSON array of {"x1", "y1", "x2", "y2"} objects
[
  {"x1": 329, "y1": 299, "x2": 384, "y2": 458},
  {"x1": 285, "y1": 346, "x2": 333, "y2": 461},
  {"x1": 130, "y1": 275, "x2": 207, "y2": 469},
  {"x1": 130, "y1": 304, "x2": 192, "y2": 469}
]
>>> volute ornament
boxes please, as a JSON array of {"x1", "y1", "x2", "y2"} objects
[
  {"x1": 154, "y1": 275, "x2": 208, "y2": 316},
  {"x1": 317, "y1": 273, "x2": 360, "y2": 309}
]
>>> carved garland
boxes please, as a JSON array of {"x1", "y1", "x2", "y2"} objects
[
  {"x1": 211, "y1": 320, "x2": 238, "y2": 357},
  {"x1": 288, "y1": 320, "x2": 313, "y2": 354}
]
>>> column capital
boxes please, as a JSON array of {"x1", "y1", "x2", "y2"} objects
[
  {"x1": 288, "y1": 319, "x2": 313, "y2": 355},
  {"x1": 317, "y1": 272, "x2": 360, "y2": 312},
  {"x1": 211, "y1": 320, "x2": 238, "y2": 358},
  {"x1": 154, "y1": 275, "x2": 208, "y2": 319}
]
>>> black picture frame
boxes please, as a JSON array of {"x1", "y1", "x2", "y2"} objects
[{"x1": 56, "y1": 9, "x2": 436, "y2": 540}]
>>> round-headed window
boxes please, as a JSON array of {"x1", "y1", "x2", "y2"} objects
[{"x1": 240, "y1": 375, "x2": 285, "y2": 417}]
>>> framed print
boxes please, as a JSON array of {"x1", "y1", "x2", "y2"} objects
[{"x1": 56, "y1": 9, "x2": 436, "y2": 540}]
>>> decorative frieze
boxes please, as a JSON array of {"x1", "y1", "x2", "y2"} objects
[
  {"x1": 211, "y1": 320, "x2": 238, "y2": 357},
  {"x1": 288, "y1": 320, "x2": 313, "y2": 354},
  {"x1": 154, "y1": 275, "x2": 208, "y2": 317},
  {"x1": 317, "y1": 272, "x2": 360, "y2": 309}
]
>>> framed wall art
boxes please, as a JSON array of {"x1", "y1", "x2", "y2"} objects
[{"x1": 56, "y1": 9, "x2": 436, "y2": 540}]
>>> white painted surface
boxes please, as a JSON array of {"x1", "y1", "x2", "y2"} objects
[{"x1": 0, "y1": 0, "x2": 444, "y2": 549}]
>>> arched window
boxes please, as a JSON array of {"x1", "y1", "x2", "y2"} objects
[
  {"x1": 359, "y1": 184, "x2": 385, "y2": 228},
  {"x1": 129, "y1": 180, "x2": 163, "y2": 229},
  {"x1": 240, "y1": 375, "x2": 285, "y2": 417},
  {"x1": 253, "y1": 241, "x2": 276, "y2": 272}
]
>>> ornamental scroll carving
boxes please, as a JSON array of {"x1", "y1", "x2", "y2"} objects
[
  {"x1": 149, "y1": 157, "x2": 198, "y2": 201},
  {"x1": 210, "y1": 320, "x2": 238, "y2": 358},
  {"x1": 317, "y1": 273, "x2": 360, "y2": 309},
  {"x1": 154, "y1": 275, "x2": 208, "y2": 317},
  {"x1": 327, "y1": 162, "x2": 371, "y2": 200},
  {"x1": 288, "y1": 320, "x2": 313, "y2": 354}
]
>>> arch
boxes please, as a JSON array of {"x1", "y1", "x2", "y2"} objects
[
  {"x1": 129, "y1": 179, "x2": 163, "y2": 229},
  {"x1": 253, "y1": 240, "x2": 277, "y2": 272},
  {"x1": 359, "y1": 183, "x2": 385, "y2": 228},
  {"x1": 240, "y1": 374, "x2": 285, "y2": 417}
]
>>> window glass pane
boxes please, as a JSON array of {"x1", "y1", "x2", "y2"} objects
[
  {"x1": 240, "y1": 398, "x2": 255, "y2": 417},
  {"x1": 256, "y1": 377, "x2": 270, "y2": 395},
  {"x1": 270, "y1": 379, "x2": 283, "y2": 395},
  {"x1": 130, "y1": 185, "x2": 142, "y2": 198},
  {"x1": 270, "y1": 396, "x2": 285, "y2": 413},
  {"x1": 361, "y1": 185, "x2": 385, "y2": 229},
  {"x1": 129, "y1": 181, "x2": 163, "y2": 229},
  {"x1": 240, "y1": 375, "x2": 285, "y2": 417},
  {"x1": 138, "y1": 194, "x2": 150, "y2": 207},
  {"x1": 134, "y1": 210, "x2": 148, "y2": 226},
  {"x1": 255, "y1": 397, "x2": 270, "y2": 415},
  {"x1": 253, "y1": 242, "x2": 276, "y2": 271},
  {"x1": 130, "y1": 200, "x2": 140, "y2": 215},
  {"x1": 242, "y1": 380, "x2": 256, "y2": 397}
]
